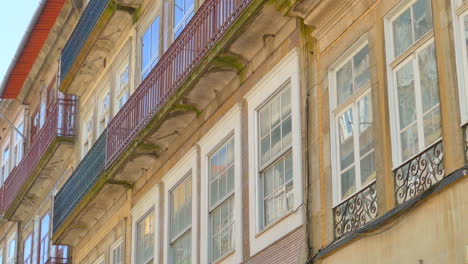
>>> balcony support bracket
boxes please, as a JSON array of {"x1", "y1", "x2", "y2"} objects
[
  {"x1": 212, "y1": 53, "x2": 246, "y2": 81},
  {"x1": 173, "y1": 104, "x2": 202, "y2": 117},
  {"x1": 135, "y1": 143, "x2": 162, "y2": 157},
  {"x1": 113, "y1": 1, "x2": 140, "y2": 23},
  {"x1": 106, "y1": 180, "x2": 133, "y2": 189}
]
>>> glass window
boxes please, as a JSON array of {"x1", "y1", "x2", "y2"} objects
[
  {"x1": 98, "y1": 90, "x2": 110, "y2": 135},
  {"x1": 13, "y1": 122, "x2": 24, "y2": 167},
  {"x1": 116, "y1": 65, "x2": 130, "y2": 113},
  {"x1": 0, "y1": 251, "x2": 3, "y2": 264},
  {"x1": 170, "y1": 176, "x2": 192, "y2": 264},
  {"x1": 23, "y1": 234, "x2": 32, "y2": 264},
  {"x1": 111, "y1": 242, "x2": 123, "y2": 264},
  {"x1": 173, "y1": 0, "x2": 194, "y2": 39},
  {"x1": 454, "y1": 0, "x2": 468, "y2": 122},
  {"x1": 142, "y1": 17, "x2": 160, "y2": 79},
  {"x1": 2, "y1": 146, "x2": 10, "y2": 184},
  {"x1": 331, "y1": 43, "x2": 375, "y2": 202},
  {"x1": 209, "y1": 138, "x2": 235, "y2": 262},
  {"x1": 82, "y1": 114, "x2": 94, "y2": 158},
  {"x1": 136, "y1": 211, "x2": 154, "y2": 264},
  {"x1": 7, "y1": 235, "x2": 15, "y2": 264},
  {"x1": 39, "y1": 213, "x2": 50, "y2": 264},
  {"x1": 387, "y1": 0, "x2": 440, "y2": 164},
  {"x1": 257, "y1": 86, "x2": 293, "y2": 229}
]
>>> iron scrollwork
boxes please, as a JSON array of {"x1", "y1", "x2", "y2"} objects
[
  {"x1": 394, "y1": 140, "x2": 445, "y2": 205},
  {"x1": 334, "y1": 182, "x2": 378, "y2": 238}
]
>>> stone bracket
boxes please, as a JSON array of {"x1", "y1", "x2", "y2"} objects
[
  {"x1": 135, "y1": 143, "x2": 162, "y2": 156},
  {"x1": 173, "y1": 104, "x2": 202, "y2": 117},
  {"x1": 106, "y1": 180, "x2": 133, "y2": 189},
  {"x1": 212, "y1": 53, "x2": 246, "y2": 74}
]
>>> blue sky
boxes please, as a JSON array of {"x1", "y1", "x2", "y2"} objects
[{"x1": 0, "y1": 0, "x2": 41, "y2": 82}]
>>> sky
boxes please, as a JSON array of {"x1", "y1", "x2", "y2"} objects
[{"x1": 0, "y1": 0, "x2": 41, "y2": 82}]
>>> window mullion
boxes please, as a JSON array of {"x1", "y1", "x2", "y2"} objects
[{"x1": 412, "y1": 53, "x2": 425, "y2": 151}]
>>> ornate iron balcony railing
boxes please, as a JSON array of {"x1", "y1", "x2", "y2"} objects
[
  {"x1": 60, "y1": 0, "x2": 110, "y2": 82},
  {"x1": 105, "y1": 0, "x2": 252, "y2": 168},
  {"x1": 394, "y1": 140, "x2": 445, "y2": 205},
  {"x1": 53, "y1": 131, "x2": 106, "y2": 233},
  {"x1": 45, "y1": 257, "x2": 70, "y2": 264},
  {"x1": 333, "y1": 182, "x2": 378, "y2": 238},
  {"x1": 0, "y1": 98, "x2": 77, "y2": 214}
]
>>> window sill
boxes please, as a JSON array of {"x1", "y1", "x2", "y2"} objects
[
  {"x1": 212, "y1": 249, "x2": 235, "y2": 264},
  {"x1": 254, "y1": 205, "x2": 302, "y2": 238}
]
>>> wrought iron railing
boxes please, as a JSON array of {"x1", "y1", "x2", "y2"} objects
[
  {"x1": 333, "y1": 182, "x2": 377, "y2": 238},
  {"x1": 394, "y1": 140, "x2": 445, "y2": 205},
  {"x1": 0, "y1": 98, "x2": 77, "y2": 213},
  {"x1": 60, "y1": 0, "x2": 110, "y2": 81},
  {"x1": 45, "y1": 257, "x2": 70, "y2": 264},
  {"x1": 53, "y1": 131, "x2": 107, "y2": 233},
  {"x1": 105, "y1": 0, "x2": 252, "y2": 168}
]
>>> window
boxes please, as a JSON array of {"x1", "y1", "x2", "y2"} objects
[
  {"x1": 2, "y1": 146, "x2": 10, "y2": 184},
  {"x1": 173, "y1": 0, "x2": 194, "y2": 39},
  {"x1": 136, "y1": 211, "x2": 155, "y2": 264},
  {"x1": 98, "y1": 89, "x2": 111, "y2": 135},
  {"x1": 170, "y1": 177, "x2": 192, "y2": 264},
  {"x1": 7, "y1": 234, "x2": 15, "y2": 264},
  {"x1": 452, "y1": 0, "x2": 468, "y2": 122},
  {"x1": 141, "y1": 17, "x2": 160, "y2": 79},
  {"x1": 385, "y1": 0, "x2": 441, "y2": 165},
  {"x1": 110, "y1": 241, "x2": 123, "y2": 264},
  {"x1": 208, "y1": 138, "x2": 235, "y2": 262},
  {"x1": 0, "y1": 250, "x2": 3, "y2": 264},
  {"x1": 23, "y1": 234, "x2": 32, "y2": 264},
  {"x1": 82, "y1": 113, "x2": 94, "y2": 158},
  {"x1": 257, "y1": 87, "x2": 293, "y2": 228},
  {"x1": 329, "y1": 40, "x2": 375, "y2": 203},
  {"x1": 245, "y1": 50, "x2": 303, "y2": 255},
  {"x1": 115, "y1": 65, "x2": 130, "y2": 113},
  {"x1": 39, "y1": 213, "x2": 50, "y2": 264},
  {"x1": 13, "y1": 122, "x2": 24, "y2": 167},
  {"x1": 54, "y1": 245, "x2": 69, "y2": 259}
]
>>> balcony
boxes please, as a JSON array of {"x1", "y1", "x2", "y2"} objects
[
  {"x1": 53, "y1": 0, "x2": 290, "y2": 245},
  {"x1": 0, "y1": 98, "x2": 77, "y2": 220},
  {"x1": 59, "y1": 0, "x2": 137, "y2": 95},
  {"x1": 53, "y1": 132, "x2": 106, "y2": 234},
  {"x1": 45, "y1": 258, "x2": 70, "y2": 264},
  {"x1": 394, "y1": 140, "x2": 445, "y2": 205},
  {"x1": 333, "y1": 182, "x2": 378, "y2": 238}
]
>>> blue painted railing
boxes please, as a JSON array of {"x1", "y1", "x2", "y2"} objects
[
  {"x1": 53, "y1": 131, "x2": 107, "y2": 233},
  {"x1": 60, "y1": 0, "x2": 110, "y2": 81}
]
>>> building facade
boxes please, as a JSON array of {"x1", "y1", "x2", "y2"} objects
[{"x1": 0, "y1": 0, "x2": 465, "y2": 263}]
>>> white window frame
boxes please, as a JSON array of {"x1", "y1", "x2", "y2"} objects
[
  {"x1": 115, "y1": 61, "x2": 130, "y2": 114},
  {"x1": 245, "y1": 49, "x2": 303, "y2": 256},
  {"x1": 97, "y1": 85, "x2": 111, "y2": 136},
  {"x1": 384, "y1": 0, "x2": 440, "y2": 167},
  {"x1": 110, "y1": 238, "x2": 124, "y2": 264},
  {"x1": 172, "y1": 0, "x2": 195, "y2": 40},
  {"x1": 131, "y1": 184, "x2": 160, "y2": 264},
  {"x1": 81, "y1": 111, "x2": 95, "y2": 158},
  {"x1": 451, "y1": 0, "x2": 468, "y2": 124},
  {"x1": 199, "y1": 105, "x2": 243, "y2": 264},
  {"x1": 13, "y1": 120, "x2": 24, "y2": 167},
  {"x1": 163, "y1": 148, "x2": 198, "y2": 264},
  {"x1": 6, "y1": 233, "x2": 16, "y2": 264},
  {"x1": 328, "y1": 36, "x2": 376, "y2": 206},
  {"x1": 2, "y1": 144, "x2": 10, "y2": 184},
  {"x1": 140, "y1": 15, "x2": 161, "y2": 80}
]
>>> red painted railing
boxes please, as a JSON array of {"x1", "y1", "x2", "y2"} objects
[
  {"x1": 45, "y1": 257, "x2": 70, "y2": 264},
  {"x1": 106, "y1": 0, "x2": 251, "y2": 167},
  {"x1": 0, "y1": 98, "x2": 77, "y2": 213}
]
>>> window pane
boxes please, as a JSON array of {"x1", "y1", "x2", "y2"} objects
[
  {"x1": 360, "y1": 152, "x2": 376, "y2": 186},
  {"x1": 353, "y1": 45, "x2": 370, "y2": 90},
  {"x1": 210, "y1": 138, "x2": 234, "y2": 207},
  {"x1": 396, "y1": 62, "x2": 417, "y2": 129},
  {"x1": 151, "y1": 17, "x2": 160, "y2": 65},
  {"x1": 338, "y1": 109, "x2": 354, "y2": 170},
  {"x1": 171, "y1": 231, "x2": 191, "y2": 264},
  {"x1": 418, "y1": 43, "x2": 440, "y2": 112},
  {"x1": 412, "y1": 0, "x2": 433, "y2": 41},
  {"x1": 174, "y1": 0, "x2": 184, "y2": 29},
  {"x1": 142, "y1": 29, "x2": 151, "y2": 72},
  {"x1": 210, "y1": 198, "x2": 234, "y2": 261},
  {"x1": 464, "y1": 15, "x2": 468, "y2": 63},
  {"x1": 393, "y1": 8, "x2": 413, "y2": 57},
  {"x1": 136, "y1": 211, "x2": 154, "y2": 264},
  {"x1": 341, "y1": 168, "x2": 356, "y2": 199},
  {"x1": 171, "y1": 177, "x2": 192, "y2": 238},
  {"x1": 337, "y1": 61, "x2": 353, "y2": 103},
  {"x1": 358, "y1": 95, "x2": 374, "y2": 156},
  {"x1": 400, "y1": 123, "x2": 419, "y2": 161},
  {"x1": 423, "y1": 107, "x2": 441, "y2": 145},
  {"x1": 262, "y1": 153, "x2": 293, "y2": 228}
]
